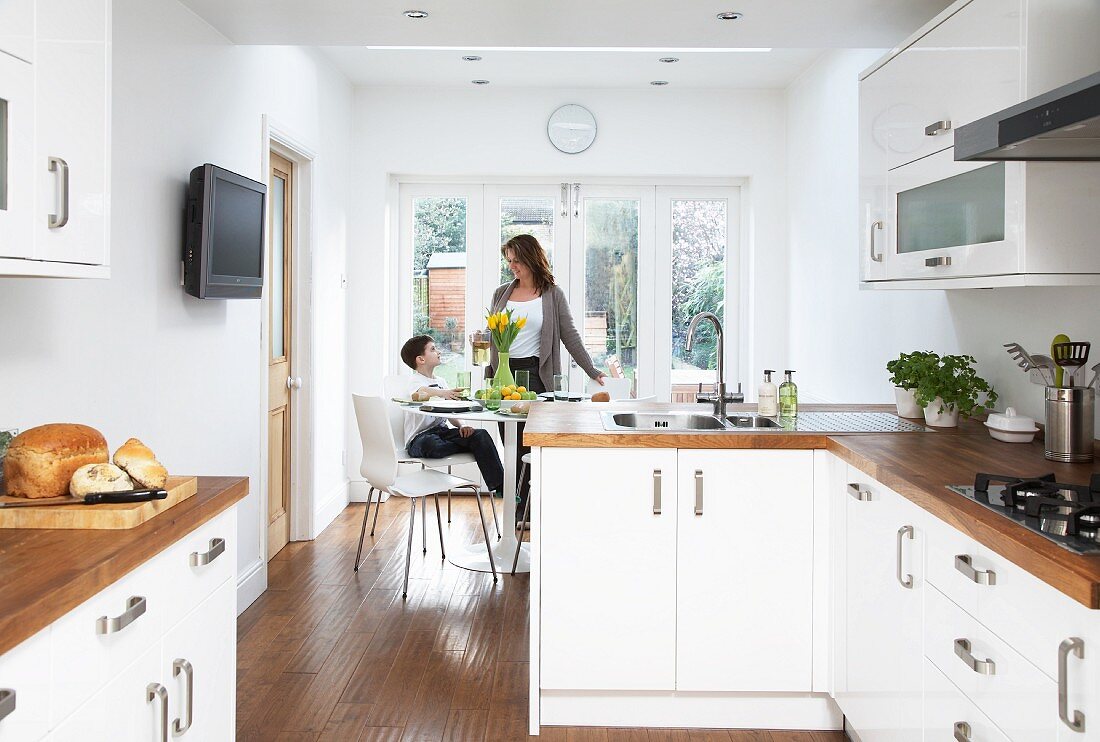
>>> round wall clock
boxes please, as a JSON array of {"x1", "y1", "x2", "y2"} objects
[{"x1": 547, "y1": 104, "x2": 597, "y2": 154}]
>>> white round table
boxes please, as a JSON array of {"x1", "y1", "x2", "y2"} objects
[{"x1": 407, "y1": 404, "x2": 530, "y2": 574}]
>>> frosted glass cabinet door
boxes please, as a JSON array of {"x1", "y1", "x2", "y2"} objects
[
  {"x1": 0, "y1": 53, "x2": 35, "y2": 261},
  {"x1": 539, "y1": 447, "x2": 677, "y2": 691}
]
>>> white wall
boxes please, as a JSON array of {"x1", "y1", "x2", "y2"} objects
[
  {"x1": 786, "y1": 50, "x2": 1100, "y2": 436},
  {"x1": 347, "y1": 86, "x2": 791, "y2": 480},
  {"x1": 0, "y1": 0, "x2": 352, "y2": 610}
]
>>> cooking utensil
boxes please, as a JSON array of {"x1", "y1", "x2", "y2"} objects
[
  {"x1": 1051, "y1": 334, "x2": 1071, "y2": 386},
  {"x1": 0, "y1": 488, "x2": 167, "y2": 509},
  {"x1": 1003, "y1": 342, "x2": 1038, "y2": 371},
  {"x1": 1052, "y1": 341, "x2": 1090, "y2": 386},
  {"x1": 1028, "y1": 354, "x2": 1057, "y2": 386},
  {"x1": 1087, "y1": 361, "x2": 1100, "y2": 390}
]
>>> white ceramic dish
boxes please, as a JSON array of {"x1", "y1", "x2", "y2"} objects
[{"x1": 984, "y1": 422, "x2": 1039, "y2": 443}]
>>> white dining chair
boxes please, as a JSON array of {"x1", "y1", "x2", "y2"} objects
[
  {"x1": 586, "y1": 376, "x2": 633, "y2": 400},
  {"x1": 352, "y1": 394, "x2": 498, "y2": 595},
  {"x1": 511, "y1": 452, "x2": 534, "y2": 575}
]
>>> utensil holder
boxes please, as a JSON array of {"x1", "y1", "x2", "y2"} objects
[{"x1": 1044, "y1": 386, "x2": 1095, "y2": 463}]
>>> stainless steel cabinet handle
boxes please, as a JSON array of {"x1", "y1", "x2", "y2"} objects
[
  {"x1": 925, "y1": 256, "x2": 952, "y2": 267},
  {"x1": 847, "y1": 483, "x2": 872, "y2": 501},
  {"x1": 955, "y1": 554, "x2": 996, "y2": 585},
  {"x1": 560, "y1": 183, "x2": 568, "y2": 217},
  {"x1": 148, "y1": 683, "x2": 169, "y2": 742},
  {"x1": 652, "y1": 470, "x2": 661, "y2": 514},
  {"x1": 1059, "y1": 637, "x2": 1086, "y2": 733},
  {"x1": 925, "y1": 120, "x2": 952, "y2": 136},
  {"x1": 896, "y1": 525, "x2": 914, "y2": 589},
  {"x1": 953, "y1": 721, "x2": 972, "y2": 742},
  {"x1": 0, "y1": 689, "x2": 15, "y2": 723},
  {"x1": 172, "y1": 658, "x2": 194, "y2": 736},
  {"x1": 572, "y1": 182, "x2": 580, "y2": 217},
  {"x1": 47, "y1": 156, "x2": 69, "y2": 229},
  {"x1": 96, "y1": 595, "x2": 146, "y2": 635},
  {"x1": 955, "y1": 638, "x2": 996, "y2": 675},
  {"x1": 190, "y1": 537, "x2": 226, "y2": 567},
  {"x1": 868, "y1": 220, "x2": 883, "y2": 263},
  {"x1": 694, "y1": 470, "x2": 703, "y2": 515}
]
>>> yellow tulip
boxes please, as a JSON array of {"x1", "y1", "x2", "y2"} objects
[
  {"x1": 515, "y1": 317, "x2": 527, "y2": 329},
  {"x1": 487, "y1": 315, "x2": 497, "y2": 330}
]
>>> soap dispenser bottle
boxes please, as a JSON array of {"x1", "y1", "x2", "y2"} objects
[
  {"x1": 779, "y1": 370, "x2": 798, "y2": 417},
  {"x1": 758, "y1": 370, "x2": 778, "y2": 417}
]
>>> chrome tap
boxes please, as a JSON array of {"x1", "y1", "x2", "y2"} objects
[{"x1": 685, "y1": 312, "x2": 741, "y2": 420}]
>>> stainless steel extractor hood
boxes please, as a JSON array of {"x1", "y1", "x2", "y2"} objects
[{"x1": 954, "y1": 71, "x2": 1100, "y2": 161}]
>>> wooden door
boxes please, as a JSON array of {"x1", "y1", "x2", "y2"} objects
[{"x1": 267, "y1": 151, "x2": 293, "y2": 560}]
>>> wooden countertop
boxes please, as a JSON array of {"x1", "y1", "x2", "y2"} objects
[
  {"x1": 524, "y1": 403, "x2": 1100, "y2": 608},
  {"x1": 0, "y1": 476, "x2": 248, "y2": 655}
]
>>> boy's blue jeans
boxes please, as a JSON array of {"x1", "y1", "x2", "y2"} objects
[{"x1": 407, "y1": 426, "x2": 504, "y2": 493}]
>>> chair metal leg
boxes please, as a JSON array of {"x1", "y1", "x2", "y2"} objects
[
  {"x1": 354, "y1": 487, "x2": 374, "y2": 572},
  {"x1": 433, "y1": 493, "x2": 446, "y2": 559},
  {"x1": 370, "y1": 486, "x2": 383, "y2": 536},
  {"x1": 403, "y1": 498, "x2": 416, "y2": 598},
  {"x1": 447, "y1": 466, "x2": 452, "y2": 523},
  {"x1": 469, "y1": 486, "x2": 498, "y2": 582},
  {"x1": 514, "y1": 460, "x2": 529, "y2": 531},
  {"x1": 421, "y1": 496, "x2": 427, "y2": 553},
  {"x1": 487, "y1": 487, "x2": 501, "y2": 538},
  {"x1": 511, "y1": 489, "x2": 532, "y2": 575}
]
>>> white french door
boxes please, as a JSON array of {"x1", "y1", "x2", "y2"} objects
[{"x1": 396, "y1": 181, "x2": 740, "y2": 401}]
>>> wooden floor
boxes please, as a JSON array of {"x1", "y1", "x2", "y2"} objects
[{"x1": 237, "y1": 497, "x2": 847, "y2": 741}]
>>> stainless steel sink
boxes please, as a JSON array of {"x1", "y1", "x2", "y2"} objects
[
  {"x1": 725, "y1": 414, "x2": 783, "y2": 429},
  {"x1": 601, "y1": 412, "x2": 730, "y2": 431}
]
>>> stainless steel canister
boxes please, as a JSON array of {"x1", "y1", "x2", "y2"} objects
[{"x1": 1044, "y1": 386, "x2": 1095, "y2": 463}]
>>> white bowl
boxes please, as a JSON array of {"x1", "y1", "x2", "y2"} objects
[{"x1": 984, "y1": 422, "x2": 1038, "y2": 443}]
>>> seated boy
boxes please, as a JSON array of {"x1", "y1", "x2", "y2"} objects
[{"x1": 398, "y1": 335, "x2": 504, "y2": 496}]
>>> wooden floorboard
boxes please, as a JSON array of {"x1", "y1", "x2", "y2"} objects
[{"x1": 238, "y1": 498, "x2": 848, "y2": 741}]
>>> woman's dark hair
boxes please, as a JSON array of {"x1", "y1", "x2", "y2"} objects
[
  {"x1": 502, "y1": 234, "x2": 555, "y2": 293},
  {"x1": 400, "y1": 335, "x2": 433, "y2": 370}
]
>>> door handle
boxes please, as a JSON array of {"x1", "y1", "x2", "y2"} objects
[
  {"x1": 286, "y1": 376, "x2": 303, "y2": 390},
  {"x1": 0, "y1": 689, "x2": 14, "y2": 723},
  {"x1": 96, "y1": 595, "x2": 146, "y2": 635},
  {"x1": 172, "y1": 658, "x2": 194, "y2": 736},
  {"x1": 47, "y1": 156, "x2": 69, "y2": 229},
  {"x1": 560, "y1": 183, "x2": 568, "y2": 217},
  {"x1": 953, "y1": 721, "x2": 972, "y2": 741},
  {"x1": 148, "y1": 683, "x2": 169, "y2": 742},
  {"x1": 1058, "y1": 637, "x2": 1086, "y2": 733},
  {"x1": 847, "y1": 483, "x2": 872, "y2": 501},
  {"x1": 896, "y1": 525, "x2": 914, "y2": 589},
  {"x1": 572, "y1": 182, "x2": 580, "y2": 217},
  {"x1": 925, "y1": 120, "x2": 952, "y2": 136},
  {"x1": 955, "y1": 554, "x2": 996, "y2": 585},
  {"x1": 955, "y1": 638, "x2": 996, "y2": 675},
  {"x1": 652, "y1": 470, "x2": 662, "y2": 514},
  {"x1": 925, "y1": 256, "x2": 952, "y2": 267},
  {"x1": 868, "y1": 220, "x2": 883, "y2": 263},
  {"x1": 694, "y1": 470, "x2": 703, "y2": 515},
  {"x1": 190, "y1": 537, "x2": 226, "y2": 567}
]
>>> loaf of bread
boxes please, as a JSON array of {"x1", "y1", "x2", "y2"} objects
[
  {"x1": 113, "y1": 438, "x2": 168, "y2": 488},
  {"x1": 70, "y1": 463, "x2": 135, "y2": 496},
  {"x1": 2, "y1": 424, "x2": 109, "y2": 498}
]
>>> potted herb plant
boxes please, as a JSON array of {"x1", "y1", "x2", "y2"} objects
[
  {"x1": 886, "y1": 351, "x2": 939, "y2": 418},
  {"x1": 913, "y1": 354, "x2": 998, "y2": 428}
]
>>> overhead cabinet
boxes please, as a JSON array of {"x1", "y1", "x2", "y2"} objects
[
  {"x1": 859, "y1": 0, "x2": 1100, "y2": 288},
  {"x1": 0, "y1": 0, "x2": 111, "y2": 278}
]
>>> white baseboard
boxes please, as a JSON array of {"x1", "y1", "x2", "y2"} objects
[
  {"x1": 539, "y1": 691, "x2": 842, "y2": 730},
  {"x1": 236, "y1": 557, "x2": 267, "y2": 616},
  {"x1": 314, "y1": 479, "x2": 350, "y2": 537},
  {"x1": 349, "y1": 479, "x2": 390, "y2": 503}
]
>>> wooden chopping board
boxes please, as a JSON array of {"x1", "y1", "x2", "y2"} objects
[{"x1": 0, "y1": 476, "x2": 198, "y2": 530}]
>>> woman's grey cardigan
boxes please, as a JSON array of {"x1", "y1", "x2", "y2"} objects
[{"x1": 488, "y1": 280, "x2": 601, "y2": 391}]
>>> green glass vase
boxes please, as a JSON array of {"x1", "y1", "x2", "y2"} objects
[{"x1": 492, "y1": 351, "x2": 515, "y2": 389}]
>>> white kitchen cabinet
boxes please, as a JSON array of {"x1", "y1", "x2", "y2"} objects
[
  {"x1": 676, "y1": 450, "x2": 814, "y2": 691},
  {"x1": 0, "y1": 0, "x2": 34, "y2": 62},
  {"x1": 923, "y1": 657, "x2": 1010, "y2": 742},
  {"x1": 0, "y1": 628, "x2": 50, "y2": 741},
  {"x1": 0, "y1": 51, "x2": 35, "y2": 261},
  {"x1": 50, "y1": 642, "x2": 161, "y2": 742},
  {"x1": 540, "y1": 447, "x2": 678, "y2": 690},
  {"x1": 835, "y1": 468, "x2": 923, "y2": 742}
]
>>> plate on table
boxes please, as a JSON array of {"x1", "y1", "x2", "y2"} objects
[
  {"x1": 537, "y1": 392, "x2": 590, "y2": 402},
  {"x1": 419, "y1": 400, "x2": 482, "y2": 413},
  {"x1": 390, "y1": 397, "x2": 423, "y2": 406}
]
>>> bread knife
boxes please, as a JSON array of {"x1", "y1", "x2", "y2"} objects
[{"x1": 0, "y1": 488, "x2": 168, "y2": 508}]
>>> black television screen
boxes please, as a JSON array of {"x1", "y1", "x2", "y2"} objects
[{"x1": 183, "y1": 164, "x2": 267, "y2": 299}]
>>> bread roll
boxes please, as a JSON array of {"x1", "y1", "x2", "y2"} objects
[
  {"x1": 70, "y1": 463, "x2": 134, "y2": 496},
  {"x1": 590, "y1": 391, "x2": 611, "y2": 402},
  {"x1": 113, "y1": 438, "x2": 168, "y2": 488},
  {"x1": 2, "y1": 424, "x2": 109, "y2": 498}
]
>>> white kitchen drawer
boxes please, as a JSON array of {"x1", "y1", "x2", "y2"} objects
[
  {"x1": 162, "y1": 507, "x2": 236, "y2": 628},
  {"x1": 0, "y1": 627, "x2": 50, "y2": 741},
  {"x1": 923, "y1": 511, "x2": 982, "y2": 617},
  {"x1": 49, "y1": 552, "x2": 165, "y2": 726},
  {"x1": 924, "y1": 657, "x2": 1010, "y2": 742},
  {"x1": 925, "y1": 584, "x2": 1060, "y2": 741}
]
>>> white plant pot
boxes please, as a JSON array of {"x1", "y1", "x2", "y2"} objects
[
  {"x1": 894, "y1": 387, "x2": 923, "y2": 418},
  {"x1": 923, "y1": 397, "x2": 960, "y2": 428}
]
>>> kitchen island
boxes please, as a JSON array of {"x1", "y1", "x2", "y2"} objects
[{"x1": 524, "y1": 402, "x2": 1100, "y2": 738}]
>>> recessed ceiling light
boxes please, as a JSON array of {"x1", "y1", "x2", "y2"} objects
[
  {"x1": 658, "y1": 57, "x2": 679, "y2": 64},
  {"x1": 403, "y1": 9, "x2": 428, "y2": 19},
  {"x1": 462, "y1": 55, "x2": 482, "y2": 62},
  {"x1": 650, "y1": 80, "x2": 669, "y2": 86},
  {"x1": 716, "y1": 11, "x2": 743, "y2": 20},
  {"x1": 471, "y1": 79, "x2": 490, "y2": 85}
]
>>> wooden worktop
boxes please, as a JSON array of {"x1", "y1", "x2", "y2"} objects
[
  {"x1": 0, "y1": 476, "x2": 248, "y2": 655},
  {"x1": 524, "y1": 403, "x2": 1100, "y2": 608}
]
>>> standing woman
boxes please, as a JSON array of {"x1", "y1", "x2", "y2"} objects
[{"x1": 489, "y1": 234, "x2": 605, "y2": 514}]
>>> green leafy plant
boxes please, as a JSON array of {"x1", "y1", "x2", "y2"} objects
[
  {"x1": 886, "y1": 351, "x2": 940, "y2": 391},
  {"x1": 912, "y1": 354, "x2": 998, "y2": 418}
]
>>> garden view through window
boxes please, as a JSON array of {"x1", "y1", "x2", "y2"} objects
[
  {"x1": 411, "y1": 196, "x2": 467, "y2": 387},
  {"x1": 671, "y1": 199, "x2": 727, "y2": 393}
]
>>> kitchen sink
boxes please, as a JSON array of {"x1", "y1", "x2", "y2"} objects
[
  {"x1": 725, "y1": 414, "x2": 782, "y2": 428},
  {"x1": 601, "y1": 412, "x2": 730, "y2": 431}
]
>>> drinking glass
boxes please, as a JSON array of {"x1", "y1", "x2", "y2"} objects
[
  {"x1": 553, "y1": 373, "x2": 569, "y2": 401},
  {"x1": 514, "y1": 369, "x2": 530, "y2": 393},
  {"x1": 470, "y1": 330, "x2": 491, "y2": 367},
  {"x1": 455, "y1": 370, "x2": 471, "y2": 399},
  {"x1": 484, "y1": 381, "x2": 503, "y2": 411}
]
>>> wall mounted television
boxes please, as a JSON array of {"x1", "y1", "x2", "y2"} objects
[{"x1": 183, "y1": 163, "x2": 267, "y2": 299}]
